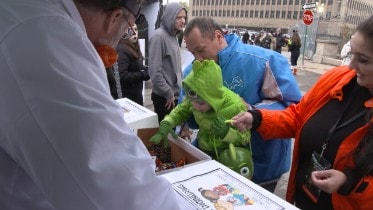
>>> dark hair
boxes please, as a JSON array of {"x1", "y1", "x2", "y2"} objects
[
  {"x1": 118, "y1": 38, "x2": 143, "y2": 59},
  {"x1": 355, "y1": 15, "x2": 373, "y2": 49},
  {"x1": 184, "y1": 17, "x2": 223, "y2": 40},
  {"x1": 291, "y1": 32, "x2": 301, "y2": 47}
]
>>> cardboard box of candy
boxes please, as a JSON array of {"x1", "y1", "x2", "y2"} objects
[{"x1": 137, "y1": 128, "x2": 211, "y2": 175}]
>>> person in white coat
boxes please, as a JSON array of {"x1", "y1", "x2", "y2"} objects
[
  {"x1": 340, "y1": 35, "x2": 353, "y2": 66},
  {"x1": 0, "y1": 0, "x2": 193, "y2": 209}
]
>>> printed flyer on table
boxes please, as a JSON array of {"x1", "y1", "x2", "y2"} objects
[{"x1": 161, "y1": 160, "x2": 299, "y2": 210}]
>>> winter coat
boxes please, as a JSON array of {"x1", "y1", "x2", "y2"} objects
[
  {"x1": 164, "y1": 60, "x2": 251, "y2": 153},
  {"x1": 148, "y1": 3, "x2": 185, "y2": 100},
  {"x1": 182, "y1": 33, "x2": 302, "y2": 183},
  {"x1": 288, "y1": 40, "x2": 301, "y2": 56},
  {"x1": 258, "y1": 66, "x2": 373, "y2": 210},
  {"x1": 340, "y1": 41, "x2": 352, "y2": 66},
  {"x1": 116, "y1": 45, "x2": 149, "y2": 105}
]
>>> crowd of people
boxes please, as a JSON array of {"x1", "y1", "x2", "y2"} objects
[{"x1": 1, "y1": 0, "x2": 372, "y2": 209}]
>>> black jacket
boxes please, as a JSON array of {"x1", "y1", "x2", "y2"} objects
[{"x1": 116, "y1": 45, "x2": 149, "y2": 105}]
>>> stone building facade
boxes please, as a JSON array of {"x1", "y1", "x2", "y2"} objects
[{"x1": 188, "y1": 0, "x2": 373, "y2": 37}]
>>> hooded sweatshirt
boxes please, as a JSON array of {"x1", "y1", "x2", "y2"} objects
[
  {"x1": 148, "y1": 3, "x2": 186, "y2": 100},
  {"x1": 163, "y1": 60, "x2": 251, "y2": 154}
]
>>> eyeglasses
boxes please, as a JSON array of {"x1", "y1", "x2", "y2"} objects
[{"x1": 122, "y1": 20, "x2": 136, "y2": 40}]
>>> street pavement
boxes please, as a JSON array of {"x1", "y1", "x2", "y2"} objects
[{"x1": 143, "y1": 46, "x2": 338, "y2": 200}]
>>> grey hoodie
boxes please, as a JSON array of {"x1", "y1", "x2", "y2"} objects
[{"x1": 148, "y1": 2, "x2": 186, "y2": 100}]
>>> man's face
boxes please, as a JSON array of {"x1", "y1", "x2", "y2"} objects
[
  {"x1": 111, "y1": 9, "x2": 136, "y2": 46},
  {"x1": 184, "y1": 28, "x2": 223, "y2": 62},
  {"x1": 100, "y1": 8, "x2": 136, "y2": 47},
  {"x1": 174, "y1": 9, "x2": 187, "y2": 33}
]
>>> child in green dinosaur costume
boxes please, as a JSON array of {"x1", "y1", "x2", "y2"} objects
[{"x1": 150, "y1": 60, "x2": 253, "y2": 178}]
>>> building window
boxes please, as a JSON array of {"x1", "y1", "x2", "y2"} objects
[
  {"x1": 248, "y1": 10, "x2": 252, "y2": 17},
  {"x1": 295, "y1": 0, "x2": 299, "y2": 4},
  {"x1": 289, "y1": 0, "x2": 293, "y2": 5},
  {"x1": 276, "y1": 11, "x2": 280, "y2": 18},
  {"x1": 270, "y1": 11, "x2": 275, "y2": 18},
  {"x1": 267, "y1": 0, "x2": 271, "y2": 4},
  {"x1": 283, "y1": 0, "x2": 287, "y2": 5},
  {"x1": 255, "y1": 10, "x2": 259, "y2": 17},
  {"x1": 277, "y1": 0, "x2": 281, "y2": 4},
  {"x1": 293, "y1": 11, "x2": 298, "y2": 19},
  {"x1": 260, "y1": 11, "x2": 264, "y2": 18},
  {"x1": 281, "y1": 11, "x2": 286, "y2": 18},
  {"x1": 287, "y1": 11, "x2": 292, "y2": 19},
  {"x1": 265, "y1": 11, "x2": 269, "y2": 18}
]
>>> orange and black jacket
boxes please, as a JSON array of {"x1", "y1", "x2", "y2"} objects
[{"x1": 257, "y1": 66, "x2": 373, "y2": 210}]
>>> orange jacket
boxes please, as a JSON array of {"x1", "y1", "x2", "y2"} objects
[{"x1": 258, "y1": 66, "x2": 373, "y2": 210}]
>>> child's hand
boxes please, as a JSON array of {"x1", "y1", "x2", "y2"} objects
[{"x1": 149, "y1": 121, "x2": 177, "y2": 147}]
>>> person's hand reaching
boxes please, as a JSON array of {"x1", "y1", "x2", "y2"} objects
[
  {"x1": 149, "y1": 121, "x2": 177, "y2": 147},
  {"x1": 231, "y1": 112, "x2": 254, "y2": 132}
]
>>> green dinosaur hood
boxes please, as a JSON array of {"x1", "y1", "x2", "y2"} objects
[{"x1": 183, "y1": 60, "x2": 224, "y2": 112}]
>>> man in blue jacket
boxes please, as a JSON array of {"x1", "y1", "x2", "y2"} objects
[{"x1": 182, "y1": 17, "x2": 302, "y2": 192}]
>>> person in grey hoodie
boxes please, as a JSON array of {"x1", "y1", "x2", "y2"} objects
[{"x1": 148, "y1": 2, "x2": 187, "y2": 123}]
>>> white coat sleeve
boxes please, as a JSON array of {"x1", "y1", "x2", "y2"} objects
[{"x1": 0, "y1": 16, "x2": 194, "y2": 210}]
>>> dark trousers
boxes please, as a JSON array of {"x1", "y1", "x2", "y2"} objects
[
  {"x1": 290, "y1": 52, "x2": 300, "y2": 66},
  {"x1": 151, "y1": 92, "x2": 177, "y2": 123}
]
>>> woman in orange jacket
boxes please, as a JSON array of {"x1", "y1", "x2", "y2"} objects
[{"x1": 231, "y1": 15, "x2": 373, "y2": 210}]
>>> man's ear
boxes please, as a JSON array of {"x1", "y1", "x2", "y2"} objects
[
  {"x1": 214, "y1": 30, "x2": 225, "y2": 44},
  {"x1": 103, "y1": 8, "x2": 124, "y2": 35}
]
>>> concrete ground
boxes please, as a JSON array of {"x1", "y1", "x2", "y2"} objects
[{"x1": 143, "y1": 48, "x2": 337, "y2": 200}]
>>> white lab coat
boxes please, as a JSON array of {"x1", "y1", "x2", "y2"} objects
[
  {"x1": 0, "y1": 0, "x2": 194, "y2": 209},
  {"x1": 340, "y1": 40, "x2": 352, "y2": 66}
]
